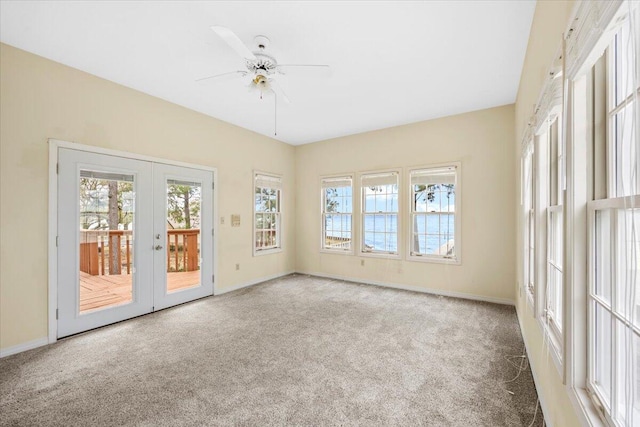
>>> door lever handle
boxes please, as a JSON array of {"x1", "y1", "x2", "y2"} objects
[{"x1": 155, "y1": 245, "x2": 163, "y2": 250}]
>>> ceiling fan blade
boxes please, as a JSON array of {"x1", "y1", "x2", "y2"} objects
[
  {"x1": 270, "y1": 79, "x2": 291, "y2": 104},
  {"x1": 276, "y1": 64, "x2": 331, "y2": 75},
  {"x1": 211, "y1": 26, "x2": 256, "y2": 61},
  {"x1": 196, "y1": 70, "x2": 248, "y2": 83}
]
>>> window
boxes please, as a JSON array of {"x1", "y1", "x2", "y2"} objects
[
  {"x1": 408, "y1": 165, "x2": 460, "y2": 263},
  {"x1": 523, "y1": 143, "x2": 535, "y2": 303},
  {"x1": 361, "y1": 171, "x2": 399, "y2": 256},
  {"x1": 546, "y1": 116, "x2": 564, "y2": 352},
  {"x1": 586, "y1": 12, "x2": 640, "y2": 426},
  {"x1": 254, "y1": 172, "x2": 282, "y2": 254},
  {"x1": 321, "y1": 176, "x2": 353, "y2": 252}
]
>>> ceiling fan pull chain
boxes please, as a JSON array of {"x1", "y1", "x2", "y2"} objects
[{"x1": 274, "y1": 93, "x2": 278, "y2": 136}]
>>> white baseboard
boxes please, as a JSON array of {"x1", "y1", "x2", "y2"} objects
[
  {"x1": 214, "y1": 270, "x2": 295, "y2": 295},
  {"x1": 298, "y1": 271, "x2": 515, "y2": 306},
  {"x1": 0, "y1": 337, "x2": 49, "y2": 358},
  {"x1": 515, "y1": 305, "x2": 552, "y2": 427}
]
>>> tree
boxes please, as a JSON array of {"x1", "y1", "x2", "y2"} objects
[
  {"x1": 108, "y1": 181, "x2": 121, "y2": 274},
  {"x1": 323, "y1": 188, "x2": 341, "y2": 247},
  {"x1": 116, "y1": 182, "x2": 133, "y2": 230},
  {"x1": 79, "y1": 178, "x2": 102, "y2": 230},
  {"x1": 325, "y1": 188, "x2": 340, "y2": 213},
  {"x1": 167, "y1": 185, "x2": 201, "y2": 229},
  {"x1": 79, "y1": 179, "x2": 133, "y2": 230},
  {"x1": 78, "y1": 178, "x2": 135, "y2": 275},
  {"x1": 413, "y1": 184, "x2": 455, "y2": 253},
  {"x1": 255, "y1": 187, "x2": 279, "y2": 246}
]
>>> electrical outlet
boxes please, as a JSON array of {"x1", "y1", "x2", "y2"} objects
[
  {"x1": 220, "y1": 216, "x2": 225, "y2": 225},
  {"x1": 360, "y1": 259, "x2": 365, "y2": 266},
  {"x1": 235, "y1": 263, "x2": 240, "y2": 271}
]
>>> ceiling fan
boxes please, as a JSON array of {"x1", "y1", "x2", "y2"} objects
[{"x1": 198, "y1": 26, "x2": 330, "y2": 104}]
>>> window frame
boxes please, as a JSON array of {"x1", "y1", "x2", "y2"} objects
[
  {"x1": 584, "y1": 15, "x2": 640, "y2": 426},
  {"x1": 523, "y1": 142, "x2": 536, "y2": 307},
  {"x1": 539, "y1": 113, "x2": 565, "y2": 368},
  {"x1": 320, "y1": 174, "x2": 354, "y2": 254},
  {"x1": 545, "y1": 203, "x2": 564, "y2": 353},
  {"x1": 253, "y1": 171, "x2": 283, "y2": 256},
  {"x1": 406, "y1": 162, "x2": 461, "y2": 265},
  {"x1": 607, "y1": 21, "x2": 640, "y2": 199},
  {"x1": 587, "y1": 195, "x2": 640, "y2": 427},
  {"x1": 359, "y1": 169, "x2": 401, "y2": 259}
]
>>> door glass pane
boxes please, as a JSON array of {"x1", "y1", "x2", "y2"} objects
[
  {"x1": 79, "y1": 171, "x2": 134, "y2": 313},
  {"x1": 166, "y1": 180, "x2": 201, "y2": 293}
]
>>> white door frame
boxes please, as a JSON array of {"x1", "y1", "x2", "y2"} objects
[{"x1": 47, "y1": 139, "x2": 218, "y2": 344}]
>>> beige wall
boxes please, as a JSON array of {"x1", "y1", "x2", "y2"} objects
[
  {"x1": 0, "y1": 5, "x2": 590, "y2": 424},
  {"x1": 514, "y1": 1, "x2": 581, "y2": 427},
  {"x1": 0, "y1": 43, "x2": 296, "y2": 350},
  {"x1": 295, "y1": 105, "x2": 516, "y2": 303}
]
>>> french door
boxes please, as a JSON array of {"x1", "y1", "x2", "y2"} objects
[{"x1": 57, "y1": 148, "x2": 213, "y2": 337}]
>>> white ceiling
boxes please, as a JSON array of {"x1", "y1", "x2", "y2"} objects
[{"x1": 0, "y1": 1, "x2": 535, "y2": 145}]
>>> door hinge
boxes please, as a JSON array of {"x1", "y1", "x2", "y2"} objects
[
  {"x1": 56, "y1": 236, "x2": 59, "y2": 247},
  {"x1": 56, "y1": 163, "x2": 59, "y2": 174},
  {"x1": 212, "y1": 228, "x2": 214, "y2": 236},
  {"x1": 212, "y1": 274, "x2": 215, "y2": 283},
  {"x1": 212, "y1": 182, "x2": 215, "y2": 190},
  {"x1": 56, "y1": 308, "x2": 59, "y2": 319}
]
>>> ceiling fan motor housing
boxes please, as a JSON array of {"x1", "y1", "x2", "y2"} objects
[{"x1": 247, "y1": 52, "x2": 277, "y2": 75}]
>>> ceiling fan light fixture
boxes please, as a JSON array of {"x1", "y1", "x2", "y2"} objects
[
  {"x1": 249, "y1": 74, "x2": 272, "y2": 96},
  {"x1": 253, "y1": 74, "x2": 269, "y2": 87}
]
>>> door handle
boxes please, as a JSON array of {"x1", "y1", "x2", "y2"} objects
[{"x1": 155, "y1": 245, "x2": 163, "y2": 250}]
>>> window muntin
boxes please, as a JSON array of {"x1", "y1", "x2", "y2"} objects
[
  {"x1": 254, "y1": 173, "x2": 282, "y2": 253},
  {"x1": 361, "y1": 171, "x2": 399, "y2": 255},
  {"x1": 321, "y1": 176, "x2": 353, "y2": 252},
  {"x1": 409, "y1": 166, "x2": 458, "y2": 262}
]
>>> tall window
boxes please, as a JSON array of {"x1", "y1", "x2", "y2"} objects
[
  {"x1": 409, "y1": 165, "x2": 459, "y2": 263},
  {"x1": 546, "y1": 116, "x2": 564, "y2": 349},
  {"x1": 523, "y1": 144, "x2": 535, "y2": 302},
  {"x1": 321, "y1": 176, "x2": 353, "y2": 252},
  {"x1": 361, "y1": 171, "x2": 399, "y2": 255},
  {"x1": 254, "y1": 172, "x2": 282, "y2": 254},
  {"x1": 587, "y1": 13, "x2": 640, "y2": 426}
]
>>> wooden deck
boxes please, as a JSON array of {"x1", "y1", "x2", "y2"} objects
[{"x1": 79, "y1": 271, "x2": 201, "y2": 312}]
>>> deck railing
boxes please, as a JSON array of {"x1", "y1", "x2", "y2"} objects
[
  {"x1": 325, "y1": 236, "x2": 351, "y2": 249},
  {"x1": 79, "y1": 229, "x2": 200, "y2": 276}
]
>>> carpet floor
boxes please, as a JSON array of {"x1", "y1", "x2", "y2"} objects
[{"x1": 0, "y1": 274, "x2": 542, "y2": 426}]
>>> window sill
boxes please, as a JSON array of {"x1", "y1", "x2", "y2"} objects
[
  {"x1": 537, "y1": 317, "x2": 564, "y2": 378},
  {"x1": 320, "y1": 248, "x2": 354, "y2": 255},
  {"x1": 407, "y1": 254, "x2": 461, "y2": 265},
  {"x1": 359, "y1": 251, "x2": 400, "y2": 260},
  {"x1": 526, "y1": 290, "x2": 535, "y2": 310},
  {"x1": 568, "y1": 386, "x2": 607, "y2": 427},
  {"x1": 253, "y1": 247, "x2": 283, "y2": 257}
]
